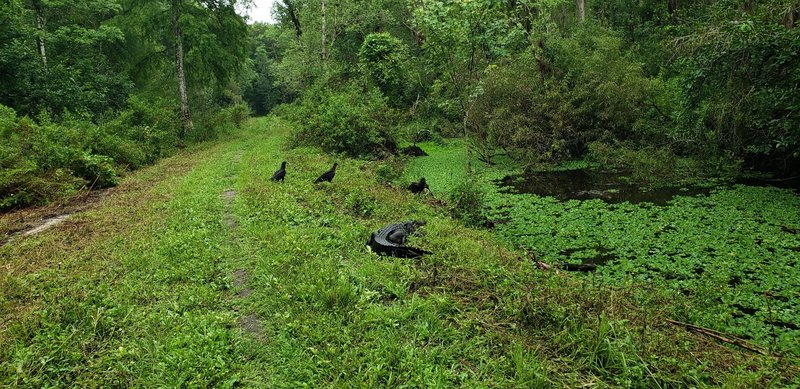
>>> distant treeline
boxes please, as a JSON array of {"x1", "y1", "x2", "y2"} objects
[{"x1": 247, "y1": 0, "x2": 799, "y2": 180}]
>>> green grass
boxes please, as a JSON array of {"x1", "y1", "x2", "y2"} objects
[{"x1": 0, "y1": 118, "x2": 795, "y2": 387}]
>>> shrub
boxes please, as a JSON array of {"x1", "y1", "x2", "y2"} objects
[
  {"x1": 467, "y1": 25, "x2": 662, "y2": 165},
  {"x1": 402, "y1": 119, "x2": 443, "y2": 144},
  {"x1": 290, "y1": 82, "x2": 398, "y2": 158},
  {"x1": 449, "y1": 179, "x2": 486, "y2": 227},
  {"x1": 226, "y1": 103, "x2": 251, "y2": 128},
  {"x1": 0, "y1": 151, "x2": 81, "y2": 210},
  {"x1": 74, "y1": 153, "x2": 118, "y2": 188},
  {"x1": 104, "y1": 95, "x2": 180, "y2": 167}
]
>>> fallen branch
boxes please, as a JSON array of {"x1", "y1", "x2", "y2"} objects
[{"x1": 666, "y1": 319, "x2": 767, "y2": 355}]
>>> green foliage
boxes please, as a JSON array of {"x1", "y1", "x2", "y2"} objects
[
  {"x1": 488, "y1": 184, "x2": 800, "y2": 356},
  {"x1": 0, "y1": 0, "x2": 131, "y2": 116},
  {"x1": 99, "y1": 96, "x2": 181, "y2": 169},
  {"x1": 0, "y1": 118, "x2": 794, "y2": 386},
  {"x1": 192, "y1": 103, "x2": 252, "y2": 142},
  {"x1": 468, "y1": 26, "x2": 660, "y2": 165},
  {"x1": 241, "y1": 23, "x2": 296, "y2": 115},
  {"x1": 0, "y1": 98, "x2": 181, "y2": 209},
  {"x1": 288, "y1": 82, "x2": 398, "y2": 158},
  {"x1": 0, "y1": 0, "x2": 253, "y2": 210},
  {"x1": 75, "y1": 153, "x2": 118, "y2": 188},
  {"x1": 358, "y1": 32, "x2": 411, "y2": 106},
  {"x1": 401, "y1": 119, "x2": 444, "y2": 144},
  {"x1": 344, "y1": 187, "x2": 377, "y2": 218},
  {"x1": 411, "y1": 138, "x2": 800, "y2": 357},
  {"x1": 587, "y1": 141, "x2": 741, "y2": 183},
  {"x1": 374, "y1": 157, "x2": 405, "y2": 185},
  {"x1": 671, "y1": 2, "x2": 800, "y2": 165}
]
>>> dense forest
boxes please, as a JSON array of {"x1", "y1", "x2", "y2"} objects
[
  {"x1": 2, "y1": 0, "x2": 799, "y2": 210},
  {"x1": 0, "y1": 0, "x2": 250, "y2": 209},
  {"x1": 252, "y1": 0, "x2": 800, "y2": 177}
]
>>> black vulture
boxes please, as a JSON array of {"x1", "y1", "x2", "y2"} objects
[
  {"x1": 271, "y1": 161, "x2": 287, "y2": 182},
  {"x1": 315, "y1": 163, "x2": 338, "y2": 183},
  {"x1": 407, "y1": 177, "x2": 430, "y2": 194}
]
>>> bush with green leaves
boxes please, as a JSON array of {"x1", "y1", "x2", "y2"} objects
[
  {"x1": 358, "y1": 32, "x2": 412, "y2": 107},
  {"x1": 467, "y1": 26, "x2": 662, "y2": 166},
  {"x1": 374, "y1": 156, "x2": 405, "y2": 185},
  {"x1": 671, "y1": 3, "x2": 800, "y2": 170},
  {"x1": 0, "y1": 99, "x2": 184, "y2": 210},
  {"x1": 102, "y1": 96, "x2": 181, "y2": 168},
  {"x1": 192, "y1": 103, "x2": 252, "y2": 142},
  {"x1": 289, "y1": 82, "x2": 398, "y2": 158}
]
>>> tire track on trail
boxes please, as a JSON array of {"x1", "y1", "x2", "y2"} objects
[{"x1": 222, "y1": 150, "x2": 264, "y2": 338}]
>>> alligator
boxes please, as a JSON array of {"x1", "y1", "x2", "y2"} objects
[{"x1": 367, "y1": 220, "x2": 432, "y2": 258}]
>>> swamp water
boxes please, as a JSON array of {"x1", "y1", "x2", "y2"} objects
[{"x1": 487, "y1": 169, "x2": 800, "y2": 354}]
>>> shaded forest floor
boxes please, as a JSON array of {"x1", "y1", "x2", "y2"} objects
[{"x1": 0, "y1": 118, "x2": 796, "y2": 387}]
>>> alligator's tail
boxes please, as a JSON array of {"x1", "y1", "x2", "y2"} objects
[{"x1": 390, "y1": 246, "x2": 432, "y2": 259}]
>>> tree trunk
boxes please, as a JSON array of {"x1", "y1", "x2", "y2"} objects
[
  {"x1": 741, "y1": 0, "x2": 754, "y2": 13},
  {"x1": 668, "y1": 0, "x2": 678, "y2": 23},
  {"x1": 283, "y1": 0, "x2": 302, "y2": 39},
  {"x1": 173, "y1": 4, "x2": 193, "y2": 140},
  {"x1": 321, "y1": 0, "x2": 328, "y2": 61},
  {"x1": 31, "y1": 0, "x2": 47, "y2": 67},
  {"x1": 786, "y1": 5, "x2": 798, "y2": 28},
  {"x1": 577, "y1": 0, "x2": 585, "y2": 23}
]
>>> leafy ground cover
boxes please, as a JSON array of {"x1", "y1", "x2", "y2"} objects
[
  {"x1": 0, "y1": 119, "x2": 795, "y2": 386},
  {"x1": 404, "y1": 140, "x2": 800, "y2": 357}
]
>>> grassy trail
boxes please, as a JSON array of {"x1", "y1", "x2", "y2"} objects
[{"x1": 0, "y1": 118, "x2": 794, "y2": 387}]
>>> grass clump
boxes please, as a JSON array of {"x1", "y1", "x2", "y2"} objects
[{"x1": 449, "y1": 179, "x2": 486, "y2": 227}]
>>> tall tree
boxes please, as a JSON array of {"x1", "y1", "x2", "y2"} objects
[
  {"x1": 321, "y1": 0, "x2": 327, "y2": 61},
  {"x1": 283, "y1": 0, "x2": 302, "y2": 39},
  {"x1": 172, "y1": 0, "x2": 193, "y2": 139},
  {"x1": 30, "y1": 0, "x2": 47, "y2": 67},
  {"x1": 122, "y1": 0, "x2": 249, "y2": 139}
]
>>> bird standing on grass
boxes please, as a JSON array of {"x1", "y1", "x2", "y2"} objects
[
  {"x1": 315, "y1": 163, "x2": 338, "y2": 184},
  {"x1": 408, "y1": 177, "x2": 430, "y2": 194},
  {"x1": 271, "y1": 161, "x2": 287, "y2": 182}
]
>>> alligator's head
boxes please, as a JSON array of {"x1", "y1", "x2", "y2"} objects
[{"x1": 403, "y1": 220, "x2": 426, "y2": 233}]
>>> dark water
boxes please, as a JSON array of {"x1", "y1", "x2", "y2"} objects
[
  {"x1": 734, "y1": 175, "x2": 800, "y2": 191},
  {"x1": 497, "y1": 170, "x2": 712, "y2": 205},
  {"x1": 560, "y1": 246, "x2": 617, "y2": 266}
]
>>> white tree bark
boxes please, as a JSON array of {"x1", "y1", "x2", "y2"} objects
[
  {"x1": 32, "y1": 0, "x2": 47, "y2": 67},
  {"x1": 321, "y1": 0, "x2": 328, "y2": 61}
]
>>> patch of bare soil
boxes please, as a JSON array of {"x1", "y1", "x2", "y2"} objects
[
  {"x1": 232, "y1": 268, "x2": 254, "y2": 298},
  {"x1": 0, "y1": 188, "x2": 112, "y2": 246},
  {"x1": 238, "y1": 314, "x2": 264, "y2": 337}
]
